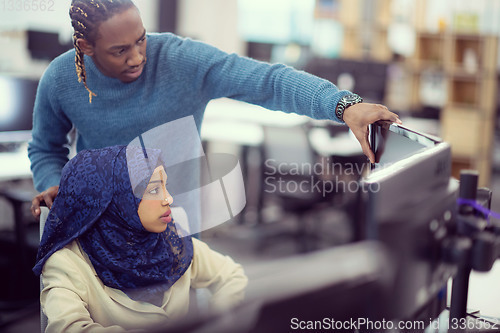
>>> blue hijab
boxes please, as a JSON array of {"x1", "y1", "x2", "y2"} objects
[{"x1": 33, "y1": 145, "x2": 193, "y2": 296}]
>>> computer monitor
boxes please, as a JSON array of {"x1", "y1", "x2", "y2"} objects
[
  {"x1": 0, "y1": 75, "x2": 39, "y2": 143},
  {"x1": 357, "y1": 121, "x2": 458, "y2": 320},
  {"x1": 27, "y1": 30, "x2": 73, "y2": 61},
  {"x1": 160, "y1": 121, "x2": 459, "y2": 331}
]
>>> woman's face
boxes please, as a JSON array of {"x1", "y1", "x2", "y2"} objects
[
  {"x1": 82, "y1": 6, "x2": 147, "y2": 83},
  {"x1": 137, "y1": 165, "x2": 174, "y2": 233}
]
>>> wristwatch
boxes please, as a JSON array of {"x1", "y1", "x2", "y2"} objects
[{"x1": 335, "y1": 93, "x2": 363, "y2": 122}]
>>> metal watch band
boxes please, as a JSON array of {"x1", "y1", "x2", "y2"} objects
[{"x1": 335, "y1": 94, "x2": 363, "y2": 122}]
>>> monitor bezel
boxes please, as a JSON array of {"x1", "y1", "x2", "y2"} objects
[{"x1": 365, "y1": 120, "x2": 450, "y2": 185}]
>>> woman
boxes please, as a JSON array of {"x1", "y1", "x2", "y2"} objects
[
  {"x1": 29, "y1": 0, "x2": 402, "y2": 216},
  {"x1": 33, "y1": 145, "x2": 248, "y2": 332}
]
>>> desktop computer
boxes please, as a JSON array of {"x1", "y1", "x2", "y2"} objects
[
  {"x1": 0, "y1": 75, "x2": 38, "y2": 147},
  {"x1": 357, "y1": 121, "x2": 458, "y2": 321},
  {"x1": 160, "y1": 120, "x2": 465, "y2": 332}
]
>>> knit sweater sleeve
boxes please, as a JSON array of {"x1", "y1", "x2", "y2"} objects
[
  {"x1": 28, "y1": 59, "x2": 73, "y2": 192},
  {"x1": 159, "y1": 34, "x2": 351, "y2": 121}
]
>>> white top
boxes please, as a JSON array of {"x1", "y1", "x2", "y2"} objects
[{"x1": 41, "y1": 238, "x2": 248, "y2": 332}]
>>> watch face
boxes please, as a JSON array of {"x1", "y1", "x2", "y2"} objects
[{"x1": 344, "y1": 94, "x2": 360, "y2": 103}]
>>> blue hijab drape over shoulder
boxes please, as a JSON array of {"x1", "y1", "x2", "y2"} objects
[{"x1": 33, "y1": 145, "x2": 193, "y2": 294}]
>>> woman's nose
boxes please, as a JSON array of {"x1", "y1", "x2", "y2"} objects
[{"x1": 161, "y1": 189, "x2": 173, "y2": 206}]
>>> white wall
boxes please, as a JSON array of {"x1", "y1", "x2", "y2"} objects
[
  {"x1": 0, "y1": 0, "x2": 158, "y2": 40},
  {"x1": 0, "y1": 0, "x2": 159, "y2": 76},
  {"x1": 177, "y1": 0, "x2": 245, "y2": 55},
  {"x1": 0, "y1": 1, "x2": 73, "y2": 36}
]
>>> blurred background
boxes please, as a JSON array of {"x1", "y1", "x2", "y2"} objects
[{"x1": 1, "y1": 0, "x2": 500, "y2": 331}]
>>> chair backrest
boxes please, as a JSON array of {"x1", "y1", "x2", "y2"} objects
[
  {"x1": 39, "y1": 206, "x2": 49, "y2": 333},
  {"x1": 261, "y1": 124, "x2": 319, "y2": 203},
  {"x1": 262, "y1": 125, "x2": 315, "y2": 168}
]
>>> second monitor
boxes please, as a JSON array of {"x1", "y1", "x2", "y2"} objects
[{"x1": 357, "y1": 120, "x2": 458, "y2": 321}]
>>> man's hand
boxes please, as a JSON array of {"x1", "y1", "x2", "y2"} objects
[
  {"x1": 31, "y1": 185, "x2": 59, "y2": 218},
  {"x1": 343, "y1": 103, "x2": 402, "y2": 163}
]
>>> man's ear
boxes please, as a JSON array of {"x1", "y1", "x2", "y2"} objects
[{"x1": 76, "y1": 38, "x2": 95, "y2": 57}]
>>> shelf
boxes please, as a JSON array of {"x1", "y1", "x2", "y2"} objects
[
  {"x1": 341, "y1": 27, "x2": 363, "y2": 59},
  {"x1": 338, "y1": 0, "x2": 362, "y2": 28},
  {"x1": 449, "y1": 77, "x2": 480, "y2": 107},
  {"x1": 447, "y1": 74, "x2": 497, "y2": 111},
  {"x1": 451, "y1": 157, "x2": 492, "y2": 187},
  {"x1": 441, "y1": 107, "x2": 494, "y2": 156},
  {"x1": 451, "y1": 34, "x2": 498, "y2": 73},
  {"x1": 441, "y1": 106, "x2": 495, "y2": 186},
  {"x1": 311, "y1": 0, "x2": 498, "y2": 186},
  {"x1": 413, "y1": 33, "x2": 447, "y2": 68},
  {"x1": 374, "y1": 0, "x2": 391, "y2": 28},
  {"x1": 370, "y1": 28, "x2": 391, "y2": 62}
]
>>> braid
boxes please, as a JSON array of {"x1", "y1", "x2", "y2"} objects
[
  {"x1": 72, "y1": 32, "x2": 96, "y2": 103},
  {"x1": 69, "y1": 0, "x2": 135, "y2": 103}
]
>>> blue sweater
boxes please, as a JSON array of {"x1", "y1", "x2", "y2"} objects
[{"x1": 28, "y1": 33, "x2": 350, "y2": 191}]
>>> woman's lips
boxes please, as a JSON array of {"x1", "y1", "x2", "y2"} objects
[{"x1": 160, "y1": 210, "x2": 172, "y2": 223}]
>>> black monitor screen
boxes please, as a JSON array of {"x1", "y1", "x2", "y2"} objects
[
  {"x1": 0, "y1": 75, "x2": 38, "y2": 142},
  {"x1": 370, "y1": 120, "x2": 440, "y2": 171},
  {"x1": 27, "y1": 30, "x2": 73, "y2": 61}
]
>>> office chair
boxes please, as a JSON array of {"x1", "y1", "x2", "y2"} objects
[
  {"x1": 0, "y1": 187, "x2": 40, "y2": 329},
  {"x1": 256, "y1": 124, "x2": 333, "y2": 254},
  {"x1": 39, "y1": 206, "x2": 49, "y2": 333}
]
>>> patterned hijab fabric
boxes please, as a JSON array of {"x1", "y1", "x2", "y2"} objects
[{"x1": 33, "y1": 145, "x2": 193, "y2": 295}]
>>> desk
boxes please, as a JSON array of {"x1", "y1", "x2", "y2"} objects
[
  {"x1": 0, "y1": 143, "x2": 37, "y2": 259},
  {"x1": 201, "y1": 120, "x2": 263, "y2": 148},
  {"x1": 466, "y1": 261, "x2": 500, "y2": 319},
  {"x1": 0, "y1": 145, "x2": 38, "y2": 305},
  {"x1": 308, "y1": 127, "x2": 362, "y2": 157},
  {"x1": 204, "y1": 98, "x2": 310, "y2": 128},
  {"x1": 442, "y1": 263, "x2": 500, "y2": 330}
]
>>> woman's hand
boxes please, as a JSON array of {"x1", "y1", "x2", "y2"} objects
[
  {"x1": 343, "y1": 103, "x2": 402, "y2": 163},
  {"x1": 31, "y1": 185, "x2": 59, "y2": 218}
]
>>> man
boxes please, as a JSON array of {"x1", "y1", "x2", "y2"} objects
[{"x1": 30, "y1": 0, "x2": 401, "y2": 217}]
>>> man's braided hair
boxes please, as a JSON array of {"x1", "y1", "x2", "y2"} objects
[{"x1": 69, "y1": 0, "x2": 135, "y2": 103}]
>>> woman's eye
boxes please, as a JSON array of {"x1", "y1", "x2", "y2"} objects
[{"x1": 148, "y1": 187, "x2": 159, "y2": 195}]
